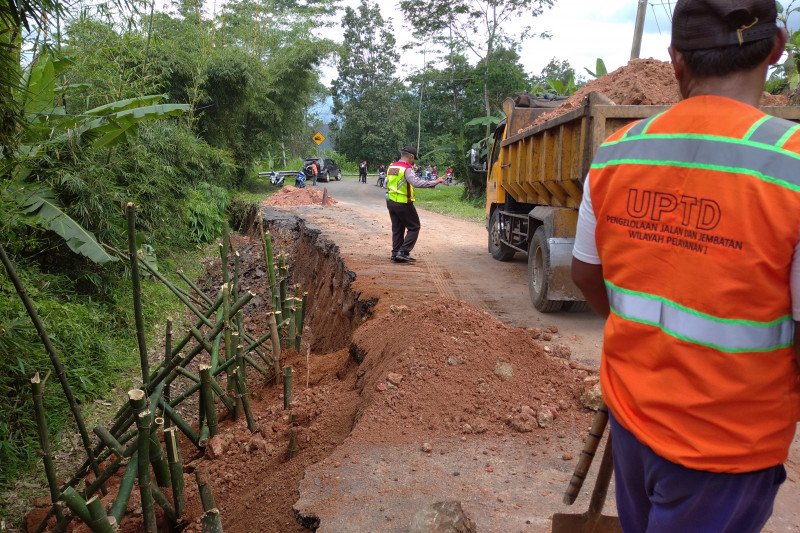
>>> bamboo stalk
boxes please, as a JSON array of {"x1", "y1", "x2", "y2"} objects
[
  {"x1": 126, "y1": 203, "x2": 150, "y2": 388},
  {"x1": 210, "y1": 307, "x2": 224, "y2": 371},
  {"x1": 86, "y1": 495, "x2": 114, "y2": 533},
  {"x1": 93, "y1": 426, "x2": 124, "y2": 458},
  {"x1": 195, "y1": 467, "x2": 216, "y2": 511},
  {"x1": 0, "y1": 244, "x2": 103, "y2": 484},
  {"x1": 287, "y1": 306, "x2": 296, "y2": 349},
  {"x1": 235, "y1": 365, "x2": 256, "y2": 433},
  {"x1": 175, "y1": 365, "x2": 200, "y2": 383},
  {"x1": 136, "y1": 410, "x2": 157, "y2": 533},
  {"x1": 149, "y1": 418, "x2": 171, "y2": 488},
  {"x1": 294, "y1": 297, "x2": 304, "y2": 351},
  {"x1": 164, "y1": 427, "x2": 185, "y2": 518},
  {"x1": 202, "y1": 508, "x2": 224, "y2": 533},
  {"x1": 152, "y1": 485, "x2": 177, "y2": 524},
  {"x1": 31, "y1": 373, "x2": 64, "y2": 522},
  {"x1": 259, "y1": 224, "x2": 278, "y2": 312},
  {"x1": 283, "y1": 367, "x2": 293, "y2": 410},
  {"x1": 159, "y1": 399, "x2": 200, "y2": 447},
  {"x1": 164, "y1": 318, "x2": 173, "y2": 428},
  {"x1": 233, "y1": 251, "x2": 241, "y2": 299},
  {"x1": 278, "y1": 254, "x2": 288, "y2": 319},
  {"x1": 219, "y1": 242, "x2": 229, "y2": 286},
  {"x1": 231, "y1": 368, "x2": 242, "y2": 420},
  {"x1": 60, "y1": 486, "x2": 91, "y2": 524},
  {"x1": 244, "y1": 330, "x2": 272, "y2": 354},
  {"x1": 109, "y1": 453, "x2": 137, "y2": 523},
  {"x1": 268, "y1": 312, "x2": 281, "y2": 381},
  {"x1": 177, "y1": 269, "x2": 214, "y2": 305},
  {"x1": 243, "y1": 354, "x2": 269, "y2": 377},
  {"x1": 200, "y1": 365, "x2": 219, "y2": 437}
]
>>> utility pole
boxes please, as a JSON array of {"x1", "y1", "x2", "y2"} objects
[
  {"x1": 416, "y1": 48, "x2": 428, "y2": 156},
  {"x1": 631, "y1": 0, "x2": 647, "y2": 60}
]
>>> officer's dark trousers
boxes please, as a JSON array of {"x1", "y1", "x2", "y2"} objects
[{"x1": 386, "y1": 200, "x2": 420, "y2": 255}]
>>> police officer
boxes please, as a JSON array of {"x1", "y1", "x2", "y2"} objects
[{"x1": 386, "y1": 145, "x2": 443, "y2": 263}]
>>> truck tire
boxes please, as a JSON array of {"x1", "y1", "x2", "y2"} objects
[
  {"x1": 528, "y1": 227, "x2": 563, "y2": 313},
  {"x1": 563, "y1": 301, "x2": 590, "y2": 312},
  {"x1": 488, "y1": 209, "x2": 516, "y2": 261}
]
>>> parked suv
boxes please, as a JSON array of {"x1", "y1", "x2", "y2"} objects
[{"x1": 303, "y1": 157, "x2": 341, "y2": 182}]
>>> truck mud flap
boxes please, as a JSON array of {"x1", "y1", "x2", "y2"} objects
[{"x1": 546, "y1": 238, "x2": 584, "y2": 301}]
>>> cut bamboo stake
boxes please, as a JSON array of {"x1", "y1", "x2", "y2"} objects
[
  {"x1": 202, "y1": 508, "x2": 224, "y2": 533},
  {"x1": 126, "y1": 203, "x2": 149, "y2": 388},
  {"x1": 164, "y1": 318, "x2": 173, "y2": 428},
  {"x1": 60, "y1": 486, "x2": 91, "y2": 523},
  {"x1": 287, "y1": 306, "x2": 296, "y2": 349},
  {"x1": 93, "y1": 426, "x2": 124, "y2": 458},
  {"x1": 231, "y1": 368, "x2": 242, "y2": 420},
  {"x1": 0, "y1": 243, "x2": 103, "y2": 484},
  {"x1": 149, "y1": 418, "x2": 171, "y2": 488},
  {"x1": 259, "y1": 224, "x2": 279, "y2": 311},
  {"x1": 294, "y1": 297, "x2": 304, "y2": 351},
  {"x1": 136, "y1": 410, "x2": 157, "y2": 533},
  {"x1": 235, "y1": 367, "x2": 256, "y2": 432},
  {"x1": 164, "y1": 427, "x2": 186, "y2": 518},
  {"x1": 283, "y1": 367, "x2": 293, "y2": 410},
  {"x1": 109, "y1": 453, "x2": 137, "y2": 523},
  {"x1": 233, "y1": 251, "x2": 241, "y2": 300},
  {"x1": 200, "y1": 365, "x2": 219, "y2": 437},
  {"x1": 278, "y1": 254, "x2": 288, "y2": 319},
  {"x1": 31, "y1": 373, "x2": 64, "y2": 522},
  {"x1": 159, "y1": 399, "x2": 200, "y2": 447},
  {"x1": 86, "y1": 495, "x2": 114, "y2": 533},
  {"x1": 269, "y1": 312, "x2": 281, "y2": 382},
  {"x1": 196, "y1": 467, "x2": 216, "y2": 511}
]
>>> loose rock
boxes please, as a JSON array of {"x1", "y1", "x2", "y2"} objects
[
  {"x1": 493, "y1": 361, "x2": 513, "y2": 381},
  {"x1": 408, "y1": 500, "x2": 477, "y2": 533}
]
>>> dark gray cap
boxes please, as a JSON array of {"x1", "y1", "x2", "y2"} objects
[
  {"x1": 401, "y1": 145, "x2": 417, "y2": 157},
  {"x1": 671, "y1": 0, "x2": 778, "y2": 51}
]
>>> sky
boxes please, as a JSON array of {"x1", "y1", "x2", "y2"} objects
[{"x1": 318, "y1": 0, "x2": 676, "y2": 85}]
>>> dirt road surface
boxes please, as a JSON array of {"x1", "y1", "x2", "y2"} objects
[{"x1": 271, "y1": 179, "x2": 799, "y2": 532}]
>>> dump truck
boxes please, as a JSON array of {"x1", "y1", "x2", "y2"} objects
[{"x1": 482, "y1": 92, "x2": 800, "y2": 313}]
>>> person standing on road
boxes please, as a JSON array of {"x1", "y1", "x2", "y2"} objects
[
  {"x1": 571, "y1": 1, "x2": 800, "y2": 531},
  {"x1": 359, "y1": 160, "x2": 368, "y2": 184},
  {"x1": 386, "y1": 145, "x2": 443, "y2": 263},
  {"x1": 310, "y1": 160, "x2": 319, "y2": 186}
]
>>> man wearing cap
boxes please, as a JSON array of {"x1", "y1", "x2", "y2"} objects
[
  {"x1": 571, "y1": 1, "x2": 799, "y2": 531},
  {"x1": 386, "y1": 145, "x2": 444, "y2": 263}
]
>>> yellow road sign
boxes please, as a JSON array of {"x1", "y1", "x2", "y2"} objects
[{"x1": 312, "y1": 131, "x2": 325, "y2": 145}]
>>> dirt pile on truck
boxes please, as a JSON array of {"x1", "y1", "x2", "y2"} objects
[{"x1": 530, "y1": 58, "x2": 789, "y2": 129}]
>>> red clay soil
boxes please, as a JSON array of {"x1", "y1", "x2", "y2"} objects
[
  {"x1": 27, "y1": 224, "x2": 598, "y2": 532},
  {"x1": 261, "y1": 186, "x2": 338, "y2": 207},
  {"x1": 528, "y1": 58, "x2": 789, "y2": 131}
]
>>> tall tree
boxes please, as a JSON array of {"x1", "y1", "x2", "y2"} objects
[
  {"x1": 400, "y1": 0, "x2": 554, "y2": 135},
  {"x1": 331, "y1": 0, "x2": 410, "y2": 165}
]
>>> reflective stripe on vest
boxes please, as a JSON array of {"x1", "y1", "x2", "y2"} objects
[
  {"x1": 605, "y1": 280, "x2": 794, "y2": 353},
  {"x1": 593, "y1": 132, "x2": 800, "y2": 193},
  {"x1": 387, "y1": 163, "x2": 414, "y2": 203}
]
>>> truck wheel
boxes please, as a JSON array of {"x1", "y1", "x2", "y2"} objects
[
  {"x1": 563, "y1": 301, "x2": 590, "y2": 312},
  {"x1": 488, "y1": 209, "x2": 515, "y2": 261},
  {"x1": 528, "y1": 227, "x2": 563, "y2": 313}
]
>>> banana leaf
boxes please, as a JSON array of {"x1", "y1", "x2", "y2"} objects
[{"x1": 11, "y1": 184, "x2": 118, "y2": 264}]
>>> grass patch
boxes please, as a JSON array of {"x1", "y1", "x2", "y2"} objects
[
  {"x1": 414, "y1": 185, "x2": 486, "y2": 222},
  {"x1": 234, "y1": 174, "x2": 287, "y2": 204}
]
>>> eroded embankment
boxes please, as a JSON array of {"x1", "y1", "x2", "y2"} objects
[{"x1": 30, "y1": 205, "x2": 599, "y2": 533}]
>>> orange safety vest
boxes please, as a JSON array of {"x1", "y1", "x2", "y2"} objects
[{"x1": 589, "y1": 95, "x2": 800, "y2": 473}]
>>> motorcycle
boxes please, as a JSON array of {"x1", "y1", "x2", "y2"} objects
[
  {"x1": 376, "y1": 171, "x2": 386, "y2": 188},
  {"x1": 269, "y1": 171, "x2": 285, "y2": 187},
  {"x1": 295, "y1": 171, "x2": 306, "y2": 188}
]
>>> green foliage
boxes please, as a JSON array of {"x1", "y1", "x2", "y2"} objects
[
  {"x1": 331, "y1": 0, "x2": 409, "y2": 166},
  {"x1": 186, "y1": 182, "x2": 229, "y2": 243},
  {"x1": 585, "y1": 58, "x2": 608, "y2": 79}
]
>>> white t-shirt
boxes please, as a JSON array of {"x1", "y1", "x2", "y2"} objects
[{"x1": 573, "y1": 175, "x2": 800, "y2": 320}]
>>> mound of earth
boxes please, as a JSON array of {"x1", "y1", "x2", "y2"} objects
[
  {"x1": 262, "y1": 186, "x2": 337, "y2": 207},
  {"x1": 529, "y1": 58, "x2": 789, "y2": 130}
]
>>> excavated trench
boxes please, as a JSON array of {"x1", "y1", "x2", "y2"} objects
[{"x1": 257, "y1": 208, "x2": 377, "y2": 356}]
